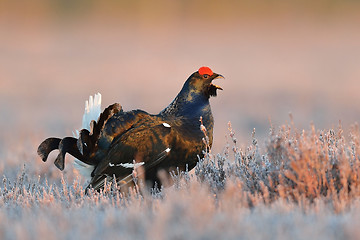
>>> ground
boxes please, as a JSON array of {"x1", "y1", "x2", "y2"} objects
[{"x1": 1, "y1": 121, "x2": 360, "y2": 239}]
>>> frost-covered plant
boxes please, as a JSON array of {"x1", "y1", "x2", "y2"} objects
[
  {"x1": 2, "y1": 121, "x2": 360, "y2": 239},
  {"x1": 193, "y1": 120, "x2": 360, "y2": 211}
]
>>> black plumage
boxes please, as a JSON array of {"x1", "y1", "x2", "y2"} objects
[{"x1": 37, "y1": 67, "x2": 223, "y2": 191}]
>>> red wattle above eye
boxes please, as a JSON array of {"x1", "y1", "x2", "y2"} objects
[{"x1": 198, "y1": 66, "x2": 213, "y2": 76}]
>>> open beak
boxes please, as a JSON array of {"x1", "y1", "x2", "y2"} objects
[{"x1": 211, "y1": 74, "x2": 224, "y2": 90}]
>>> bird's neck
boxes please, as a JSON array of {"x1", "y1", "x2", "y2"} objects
[
  {"x1": 160, "y1": 89, "x2": 214, "y2": 147},
  {"x1": 160, "y1": 90, "x2": 212, "y2": 123}
]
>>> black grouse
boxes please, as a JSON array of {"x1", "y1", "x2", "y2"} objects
[{"x1": 37, "y1": 67, "x2": 223, "y2": 191}]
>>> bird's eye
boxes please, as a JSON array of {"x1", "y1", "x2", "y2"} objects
[{"x1": 203, "y1": 74, "x2": 209, "y2": 79}]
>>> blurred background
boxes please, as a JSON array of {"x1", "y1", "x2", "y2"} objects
[{"x1": 1, "y1": 0, "x2": 360, "y2": 156}]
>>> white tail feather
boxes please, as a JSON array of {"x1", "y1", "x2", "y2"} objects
[
  {"x1": 73, "y1": 159, "x2": 95, "y2": 181},
  {"x1": 82, "y1": 93, "x2": 102, "y2": 131},
  {"x1": 73, "y1": 93, "x2": 102, "y2": 181}
]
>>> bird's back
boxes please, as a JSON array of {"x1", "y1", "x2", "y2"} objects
[{"x1": 89, "y1": 111, "x2": 209, "y2": 190}]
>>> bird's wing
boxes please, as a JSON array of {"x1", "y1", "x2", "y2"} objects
[
  {"x1": 74, "y1": 109, "x2": 150, "y2": 180},
  {"x1": 76, "y1": 108, "x2": 146, "y2": 160},
  {"x1": 89, "y1": 121, "x2": 173, "y2": 190},
  {"x1": 97, "y1": 110, "x2": 147, "y2": 146}
]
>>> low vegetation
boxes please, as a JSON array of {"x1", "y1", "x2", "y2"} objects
[{"x1": 1, "y1": 120, "x2": 360, "y2": 239}]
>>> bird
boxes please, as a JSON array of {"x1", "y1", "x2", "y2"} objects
[{"x1": 37, "y1": 66, "x2": 224, "y2": 192}]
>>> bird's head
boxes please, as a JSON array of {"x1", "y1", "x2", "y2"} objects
[
  {"x1": 184, "y1": 67, "x2": 224, "y2": 100},
  {"x1": 160, "y1": 67, "x2": 223, "y2": 116}
]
